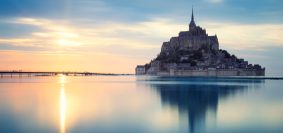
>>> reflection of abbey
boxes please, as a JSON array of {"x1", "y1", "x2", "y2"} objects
[{"x1": 136, "y1": 8, "x2": 265, "y2": 76}]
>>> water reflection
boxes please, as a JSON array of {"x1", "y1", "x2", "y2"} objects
[
  {"x1": 138, "y1": 77, "x2": 265, "y2": 133},
  {"x1": 59, "y1": 75, "x2": 67, "y2": 133},
  {"x1": 2, "y1": 76, "x2": 282, "y2": 133}
]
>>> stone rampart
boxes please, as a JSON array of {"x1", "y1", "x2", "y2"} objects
[{"x1": 156, "y1": 69, "x2": 265, "y2": 76}]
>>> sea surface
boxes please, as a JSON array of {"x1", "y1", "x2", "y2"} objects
[{"x1": 1, "y1": 75, "x2": 283, "y2": 133}]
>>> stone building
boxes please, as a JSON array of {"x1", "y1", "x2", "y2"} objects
[
  {"x1": 161, "y1": 9, "x2": 219, "y2": 57},
  {"x1": 135, "y1": 65, "x2": 146, "y2": 75},
  {"x1": 135, "y1": 8, "x2": 265, "y2": 76}
]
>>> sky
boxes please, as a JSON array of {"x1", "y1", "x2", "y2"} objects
[{"x1": 0, "y1": 0, "x2": 283, "y2": 74}]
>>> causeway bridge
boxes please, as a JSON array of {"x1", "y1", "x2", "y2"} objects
[{"x1": 0, "y1": 71, "x2": 125, "y2": 77}]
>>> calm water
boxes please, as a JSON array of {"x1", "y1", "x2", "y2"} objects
[{"x1": 1, "y1": 75, "x2": 283, "y2": 133}]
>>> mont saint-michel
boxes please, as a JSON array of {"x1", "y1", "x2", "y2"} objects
[{"x1": 136, "y1": 9, "x2": 265, "y2": 76}]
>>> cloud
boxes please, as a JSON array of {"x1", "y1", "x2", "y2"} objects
[
  {"x1": 1, "y1": 17, "x2": 283, "y2": 73},
  {"x1": 1, "y1": 17, "x2": 186, "y2": 53},
  {"x1": 201, "y1": 22, "x2": 283, "y2": 50},
  {"x1": 2, "y1": 17, "x2": 283, "y2": 52}
]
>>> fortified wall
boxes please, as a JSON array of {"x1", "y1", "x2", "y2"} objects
[{"x1": 157, "y1": 69, "x2": 265, "y2": 76}]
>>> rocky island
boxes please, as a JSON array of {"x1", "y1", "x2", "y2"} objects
[{"x1": 136, "y1": 9, "x2": 265, "y2": 76}]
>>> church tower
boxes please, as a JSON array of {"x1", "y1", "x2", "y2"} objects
[{"x1": 189, "y1": 7, "x2": 196, "y2": 30}]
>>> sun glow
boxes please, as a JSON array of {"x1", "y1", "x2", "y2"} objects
[
  {"x1": 59, "y1": 74, "x2": 67, "y2": 133},
  {"x1": 56, "y1": 31, "x2": 82, "y2": 46},
  {"x1": 57, "y1": 38, "x2": 81, "y2": 46}
]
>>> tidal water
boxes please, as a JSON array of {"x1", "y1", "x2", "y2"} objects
[{"x1": 0, "y1": 75, "x2": 283, "y2": 133}]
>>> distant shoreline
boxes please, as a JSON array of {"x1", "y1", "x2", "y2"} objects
[{"x1": 0, "y1": 71, "x2": 133, "y2": 77}]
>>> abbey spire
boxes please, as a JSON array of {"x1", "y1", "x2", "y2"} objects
[
  {"x1": 191, "y1": 7, "x2": 194, "y2": 21},
  {"x1": 189, "y1": 7, "x2": 196, "y2": 30}
]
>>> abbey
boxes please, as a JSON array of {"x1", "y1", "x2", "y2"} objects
[{"x1": 136, "y1": 9, "x2": 265, "y2": 76}]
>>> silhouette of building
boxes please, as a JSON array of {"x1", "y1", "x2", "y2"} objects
[{"x1": 136, "y1": 8, "x2": 265, "y2": 76}]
